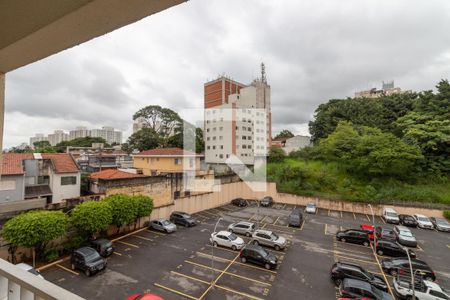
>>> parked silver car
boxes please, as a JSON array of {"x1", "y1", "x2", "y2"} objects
[
  {"x1": 413, "y1": 214, "x2": 434, "y2": 229},
  {"x1": 393, "y1": 225, "x2": 417, "y2": 247},
  {"x1": 228, "y1": 221, "x2": 256, "y2": 237},
  {"x1": 149, "y1": 218, "x2": 177, "y2": 233},
  {"x1": 430, "y1": 217, "x2": 450, "y2": 232},
  {"x1": 251, "y1": 229, "x2": 287, "y2": 251}
]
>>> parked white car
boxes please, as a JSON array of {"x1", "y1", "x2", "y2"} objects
[
  {"x1": 394, "y1": 277, "x2": 450, "y2": 300},
  {"x1": 413, "y1": 214, "x2": 434, "y2": 229},
  {"x1": 382, "y1": 207, "x2": 400, "y2": 224},
  {"x1": 210, "y1": 230, "x2": 245, "y2": 250},
  {"x1": 305, "y1": 203, "x2": 317, "y2": 214}
]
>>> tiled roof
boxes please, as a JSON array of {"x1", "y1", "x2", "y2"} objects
[
  {"x1": 0, "y1": 153, "x2": 79, "y2": 175},
  {"x1": 135, "y1": 147, "x2": 201, "y2": 157},
  {"x1": 0, "y1": 153, "x2": 33, "y2": 175},
  {"x1": 90, "y1": 169, "x2": 147, "y2": 180}
]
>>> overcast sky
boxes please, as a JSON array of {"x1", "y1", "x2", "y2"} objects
[{"x1": 4, "y1": 0, "x2": 450, "y2": 148}]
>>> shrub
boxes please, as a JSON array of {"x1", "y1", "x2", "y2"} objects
[
  {"x1": 63, "y1": 235, "x2": 88, "y2": 254},
  {"x1": 104, "y1": 194, "x2": 138, "y2": 232},
  {"x1": 70, "y1": 201, "x2": 112, "y2": 237},
  {"x1": 444, "y1": 210, "x2": 450, "y2": 221}
]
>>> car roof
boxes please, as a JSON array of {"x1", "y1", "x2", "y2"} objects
[
  {"x1": 91, "y1": 238, "x2": 110, "y2": 245},
  {"x1": 234, "y1": 221, "x2": 254, "y2": 226},
  {"x1": 217, "y1": 230, "x2": 233, "y2": 236},
  {"x1": 154, "y1": 218, "x2": 169, "y2": 222},
  {"x1": 395, "y1": 225, "x2": 410, "y2": 231},
  {"x1": 414, "y1": 214, "x2": 427, "y2": 218},
  {"x1": 254, "y1": 229, "x2": 273, "y2": 235},
  {"x1": 15, "y1": 263, "x2": 32, "y2": 271},
  {"x1": 343, "y1": 278, "x2": 371, "y2": 289},
  {"x1": 337, "y1": 261, "x2": 364, "y2": 271},
  {"x1": 244, "y1": 244, "x2": 265, "y2": 251},
  {"x1": 75, "y1": 246, "x2": 97, "y2": 255},
  {"x1": 307, "y1": 203, "x2": 316, "y2": 206}
]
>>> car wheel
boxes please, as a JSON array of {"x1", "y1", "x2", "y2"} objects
[
  {"x1": 334, "y1": 279, "x2": 342, "y2": 286},
  {"x1": 341, "y1": 238, "x2": 346, "y2": 243},
  {"x1": 240, "y1": 257, "x2": 247, "y2": 263},
  {"x1": 363, "y1": 241, "x2": 369, "y2": 247},
  {"x1": 213, "y1": 241, "x2": 218, "y2": 247},
  {"x1": 245, "y1": 232, "x2": 251, "y2": 237},
  {"x1": 405, "y1": 296, "x2": 413, "y2": 300},
  {"x1": 390, "y1": 269, "x2": 397, "y2": 276},
  {"x1": 253, "y1": 240, "x2": 259, "y2": 245},
  {"x1": 231, "y1": 245, "x2": 237, "y2": 251},
  {"x1": 85, "y1": 269, "x2": 91, "y2": 277},
  {"x1": 264, "y1": 263, "x2": 271, "y2": 270},
  {"x1": 377, "y1": 250, "x2": 384, "y2": 256},
  {"x1": 274, "y1": 245, "x2": 281, "y2": 251},
  {"x1": 71, "y1": 263, "x2": 75, "y2": 270},
  {"x1": 184, "y1": 223, "x2": 189, "y2": 227}
]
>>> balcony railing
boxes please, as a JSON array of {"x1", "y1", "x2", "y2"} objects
[{"x1": 0, "y1": 259, "x2": 84, "y2": 300}]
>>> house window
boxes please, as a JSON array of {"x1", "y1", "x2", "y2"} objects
[
  {"x1": 207, "y1": 146, "x2": 210, "y2": 150},
  {"x1": 189, "y1": 158, "x2": 194, "y2": 168},
  {"x1": 242, "y1": 145, "x2": 247, "y2": 149},
  {"x1": 174, "y1": 158, "x2": 182, "y2": 165},
  {"x1": 61, "y1": 176, "x2": 77, "y2": 185},
  {"x1": 219, "y1": 154, "x2": 223, "y2": 159},
  {"x1": 212, "y1": 146, "x2": 216, "y2": 150},
  {"x1": 220, "y1": 145, "x2": 224, "y2": 149}
]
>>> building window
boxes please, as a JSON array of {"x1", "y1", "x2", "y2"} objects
[
  {"x1": 219, "y1": 136, "x2": 223, "y2": 140},
  {"x1": 213, "y1": 127, "x2": 216, "y2": 131},
  {"x1": 236, "y1": 126, "x2": 238, "y2": 130},
  {"x1": 220, "y1": 145, "x2": 223, "y2": 149},
  {"x1": 174, "y1": 158, "x2": 182, "y2": 165},
  {"x1": 248, "y1": 145, "x2": 252, "y2": 149},
  {"x1": 226, "y1": 154, "x2": 230, "y2": 158},
  {"x1": 242, "y1": 126, "x2": 246, "y2": 131},
  {"x1": 207, "y1": 128, "x2": 210, "y2": 132},
  {"x1": 248, "y1": 136, "x2": 252, "y2": 140},
  {"x1": 219, "y1": 154, "x2": 223, "y2": 159},
  {"x1": 207, "y1": 137, "x2": 210, "y2": 141},
  {"x1": 213, "y1": 137, "x2": 216, "y2": 140},
  {"x1": 242, "y1": 145, "x2": 247, "y2": 149},
  {"x1": 61, "y1": 176, "x2": 77, "y2": 185},
  {"x1": 207, "y1": 146, "x2": 210, "y2": 150},
  {"x1": 242, "y1": 136, "x2": 247, "y2": 140},
  {"x1": 213, "y1": 146, "x2": 216, "y2": 150},
  {"x1": 189, "y1": 158, "x2": 194, "y2": 168},
  {"x1": 219, "y1": 127, "x2": 223, "y2": 131}
]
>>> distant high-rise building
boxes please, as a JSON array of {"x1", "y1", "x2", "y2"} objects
[
  {"x1": 48, "y1": 130, "x2": 69, "y2": 146},
  {"x1": 91, "y1": 126, "x2": 122, "y2": 145},
  {"x1": 69, "y1": 126, "x2": 90, "y2": 140},
  {"x1": 354, "y1": 81, "x2": 408, "y2": 98},
  {"x1": 204, "y1": 63, "x2": 272, "y2": 166},
  {"x1": 29, "y1": 134, "x2": 48, "y2": 148}
]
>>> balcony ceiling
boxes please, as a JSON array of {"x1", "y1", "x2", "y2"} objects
[{"x1": 0, "y1": 0, "x2": 185, "y2": 73}]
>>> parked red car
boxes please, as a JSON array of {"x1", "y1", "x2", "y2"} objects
[
  {"x1": 360, "y1": 224, "x2": 374, "y2": 241},
  {"x1": 127, "y1": 294, "x2": 164, "y2": 300}
]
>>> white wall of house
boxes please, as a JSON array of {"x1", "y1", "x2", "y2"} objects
[
  {"x1": 0, "y1": 175, "x2": 25, "y2": 203},
  {"x1": 50, "y1": 172, "x2": 81, "y2": 203}
]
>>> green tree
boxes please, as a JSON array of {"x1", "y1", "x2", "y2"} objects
[
  {"x1": 274, "y1": 130, "x2": 294, "y2": 140},
  {"x1": 268, "y1": 147, "x2": 286, "y2": 163},
  {"x1": 33, "y1": 141, "x2": 56, "y2": 153},
  {"x1": 55, "y1": 137, "x2": 108, "y2": 152},
  {"x1": 132, "y1": 195, "x2": 154, "y2": 228},
  {"x1": 70, "y1": 201, "x2": 112, "y2": 238},
  {"x1": 104, "y1": 194, "x2": 138, "y2": 233},
  {"x1": 125, "y1": 128, "x2": 162, "y2": 152},
  {"x1": 133, "y1": 105, "x2": 182, "y2": 146},
  {"x1": 1, "y1": 210, "x2": 68, "y2": 264}
]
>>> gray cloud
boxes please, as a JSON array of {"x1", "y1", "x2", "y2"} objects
[{"x1": 4, "y1": 0, "x2": 450, "y2": 147}]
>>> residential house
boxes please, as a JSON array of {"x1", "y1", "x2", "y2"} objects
[
  {"x1": 0, "y1": 153, "x2": 81, "y2": 207},
  {"x1": 271, "y1": 135, "x2": 311, "y2": 154}
]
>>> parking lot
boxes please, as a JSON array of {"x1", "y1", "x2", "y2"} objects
[{"x1": 39, "y1": 200, "x2": 450, "y2": 299}]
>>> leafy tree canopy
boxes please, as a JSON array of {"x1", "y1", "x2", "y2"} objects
[
  {"x1": 124, "y1": 128, "x2": 162, "y2": 152},
  {"x1": 56, "y1": 137, "x2": 109, "y2": 151},
  {"x1": 70, "y1": 201, "x2": 112, "y2": 236},
  {"x1": 268, "y1": 147, "x2": 286, "y2": 163},
  {"x1": 274, "y1": 130, "x2": 294, "y2": 139},
  {"x1": 1, "y1": 210, "x2": 68, "y2": 248},
  {"x1": 104, "y1": 194, "x2": 138, "y2": 228}
]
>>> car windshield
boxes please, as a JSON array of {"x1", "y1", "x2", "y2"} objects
[
  {"x1": 182, "y1": 214, "x2": 192, "y2": 219},
  {"x1": 399, "y1": 230, "x2": 413, "y2": 237},
  {"x1": 386, "y1": 212, "x2": 397, "y2": 217},
  {"x1": 307, "y1": 204, "x2": 315, "y2": 208},
  {"x1": 259, "y1": 248, "x2": 269, "y2": 257},
  {"x1": 290, "y1": 215, "x2": 299, "y2": 221},
  {"x1": 86, "y1": 252, "x2": 101, "y2": 262},
  {"x1": 162, "y1": 220, "x2": 171, "y2": 226},
  {"x1": 103, "y1": 241, "x2": 112, "y2": 248},
  {"x1": 436, "y1": 219, "x2": 449, "y2": 225},
  {"x1": 229, "y1": 233, "x2": 238, "y2": 241},
  {"x1": 418, "y1": 216, "x2": 429, "y2": 222},
  {"x1": 270, "y1": 233, "x2": 279, "y2": 240}
]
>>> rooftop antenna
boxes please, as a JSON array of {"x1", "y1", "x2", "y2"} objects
[{"x1": 261, "y1": 62, "x2": 267, "y2": 84}]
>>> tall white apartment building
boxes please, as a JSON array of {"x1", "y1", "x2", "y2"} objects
[
  {"x1": 90, "y1": 126, "x2": 122, "y2": 145},
  {"x1": 69, "y1": 126, "x2": 90, "y2": 140},
  {"x1": 47, "y1": 130, "x2": 69, "y2": 146},
  {"x1": 29, "y1": 134, "x2": 48, "y2": 148},
  {"x1": 204, "y1": 64, "x2": 272, "y2": 166}
]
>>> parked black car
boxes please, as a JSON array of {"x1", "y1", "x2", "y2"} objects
[
  {"x1": 231, "y1": 198, "x2": 247, "y2": 207},
  {"x1": 375, "y1": 239, "x2": 416, "y2": 258},
  {"x1": 330, "y1": 261, "x2": 388, "y2": 291},
  {"x1": 239, "y1": 244, "x2": 278, "y2": 270},
  {"x1": 375, "y1": 226, "x2": 396, "y2": 241},
  {"x1": 90, "y1": 238, "x2": 114, "y2": 257},
  {"x1": 288, "y1": 209, "x2": 303, "y2": 227},
  {"x1": 381, "y1": 257, "x2": 435, "y2": 281},
  {"x1": 339, "y1": 278, "x2": 393, "y2": 300},
  {"x1": 399, "y1": 214, "x2": 418, "y2": 227},
  {"x1": 70, "y1": 247, "x2": 107, "y2": 276},
  {"x1": 170, "y1": 211, "x2": 197, "y2": 227},
  {"x1": 336, "y1": 229, "x2": 370, "y2": 246},
  {"x1": 260, "y1": 196, "x2": 274, "y2": 207}
]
